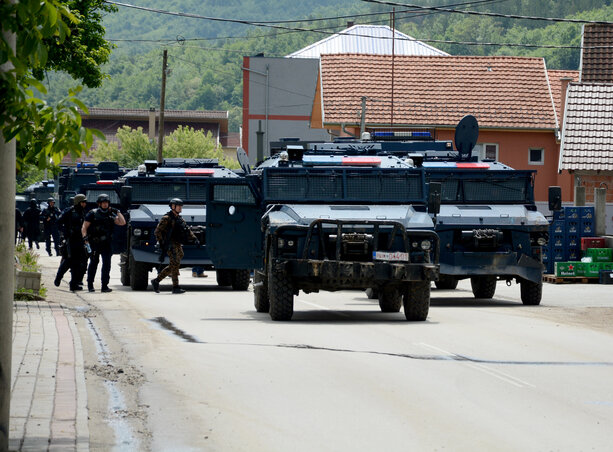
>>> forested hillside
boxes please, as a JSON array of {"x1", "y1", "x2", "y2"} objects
[{"x1": 43, "y1": 0, "x2": 613, "y2": 131}]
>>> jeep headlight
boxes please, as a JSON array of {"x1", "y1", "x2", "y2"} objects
[
  {"x1": 133, "y1": 228, "x2": 142, "y2": 237},
  {"x1": 537, "y1": 237, "x2": 547, "y2": 246},
  {"x1": 420, "y1": 240, "x2": 432, "y2": 251}
]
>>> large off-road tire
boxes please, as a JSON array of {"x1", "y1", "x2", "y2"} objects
[
  {"x1": 365, "y1": 288, "x2": 379, "y2": 299},
  {"x1": 470, "y1": 276, "x2": 497, "y2": 299},
  {"x1": 231, "y1": 269, "x2": 251, "y2": 291},
  {"x1": 120, "y1": 252, "x2": 130, "y2": 286},
  {"x1": 520, "y1": 278, "x2": 542, "y2": 305},
  {"x1": 403, "y1": 281, "x2": 430, "y2": 321},
  {"x1": 216, "y1": 269, "x2": 233, "y2": 287},
  {"x1": 435, "y1": 275, "x2": 458, "y2": 290},
  {"x1": 253, "y1": 270, "x2": 270, "y2": 313},
  {"x1": 378, "y1": 286, "x2": 402, "y2": 312},
  {"x1": 268, "y1": 259, "x2": 294, "y2": 321},
  {"x1": 129, "y1": 253, "x2": 149, "y2": 291}
]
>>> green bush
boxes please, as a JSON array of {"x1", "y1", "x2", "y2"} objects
[
  {"x1": 15, "y1": 242, "x2": 41, "y2": 273},
  {"x1": 91, "y1": 125, "x2": 239, "y2": 169}
]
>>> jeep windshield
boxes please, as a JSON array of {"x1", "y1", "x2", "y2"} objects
[
  {"x1": 130, "y1": 180, "x2": 209, "y2": 203},
  {"x1": 427, "y1": 171, "x2": 534, "y2": 204},
  {"x1": 262, "y1": 168, "x2": 425, "y2": 204}
]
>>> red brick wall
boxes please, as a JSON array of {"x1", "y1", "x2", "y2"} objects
[{"x1": 579, "y1": 174, "x2": 613, "y2": 202}]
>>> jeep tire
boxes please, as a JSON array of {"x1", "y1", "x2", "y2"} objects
[
  {"x1": 268, "y1": 259, "x2": 294, "y2": 321},
  {"x1": 216, "y1": 269, "x2": 233, "y2": 287},
  {"x1": 470, "y1": 276, "x2": 497, "y2": 299},
  {"x1": 378, "y1": 286, "x2": 402, "y2": 312},
  {"x1": 120, "y1": 252, "x2": 130, "y2": 286},
  {"x1": 253, "y1": 270, "x2": 270, "y2": 313},
  {"x1": 520, "y1": 278, "x2": 542, "y2": 305},
  {"x1": 403, "y1": 281, "x2": 430, "y2": 321},
  {"x1": 231, "y1": 269, "x2": 251, "y2": 291},
  {"x1": 435, "y1": 274, "x2": 458, "y2": 290},
  {"x1": 129, "y1": 253, "x2": 149, "y2": 291}
]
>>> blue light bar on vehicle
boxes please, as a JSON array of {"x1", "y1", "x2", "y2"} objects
[
  {"x1": 155, "y1": 168, "x2": 215, "y2": 176},
  {"x1": 371, "y1": 131, "x2": 432, "y2": 139}
]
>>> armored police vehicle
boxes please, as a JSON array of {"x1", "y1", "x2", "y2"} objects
[
  {"x1": 205, "y1": 149, "x2": 440, "y2": 321},
  {"x1": 118, "y1": 158, "x2": 251, "y2": 291},
  {"x1": 56, "y1": 161, "x2": 125, "y2": 210},
  {"x1": 301, "y1": 116, "x2": 551, "y2": 305}
]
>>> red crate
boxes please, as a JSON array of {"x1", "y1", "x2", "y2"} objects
[{"x1": 581, "y1": 237, "x2": 606, "y2": 250}]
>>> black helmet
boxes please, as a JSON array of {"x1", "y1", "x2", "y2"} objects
[
  {"x1": 169, "y1": 198, "x2": 184, "y2": 207},
  {"x1": 47, "y1": 197, "x2": 55, "y2": 203},
  {"x1": 29, "y1": 199, "x2": 38, "y2": 208},
  {"x1": 97, "y1": 193, "x2": 110, "y2": 203}
]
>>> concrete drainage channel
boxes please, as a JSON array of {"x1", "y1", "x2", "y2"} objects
[{"x1": 84, "y1": 313, "x2": 140, "y2": 451}]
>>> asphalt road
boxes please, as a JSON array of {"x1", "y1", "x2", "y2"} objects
[{"x1": 51, "y1": 258, "x2": 613, "y2": 452}]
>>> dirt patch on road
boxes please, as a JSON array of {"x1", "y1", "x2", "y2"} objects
[{"x1": 515, "y1": 306, "x2": 613, "y2": 335}]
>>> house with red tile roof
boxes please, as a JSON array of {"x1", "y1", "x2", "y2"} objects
[
  {"x1": 559, "y1": 24, "x2": 613, "y2": 233},
  {"x1": 311, "y1": 53, "x2": 576, "y2": 203}
]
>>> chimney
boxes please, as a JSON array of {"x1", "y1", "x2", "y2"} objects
[
  {"x1": 347, "y1": 21, "x2": 354, "y2": 28},
  {"x1": 560, "y1": 77, "x2": 574, "y2": 129}
]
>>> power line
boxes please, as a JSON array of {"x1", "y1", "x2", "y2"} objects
[
  {"x1": 361, "y1": 0, "x2": 613, "y2": 24},
  {"x1": 104, "y1": 1, "x2": 613, "y2": 52}
]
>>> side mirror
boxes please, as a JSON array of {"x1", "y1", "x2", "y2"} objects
[
  {"x1": 548, "y1": 186, "x2": 562, "y2": 212},
  {"x1": 428, "y1": 182, "x2": 441, "y2": 216},
  {"x1": 120, "y1": 185, "x2": 133, "y2": 211}
]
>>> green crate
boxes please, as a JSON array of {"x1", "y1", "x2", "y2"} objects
[
  {"x1": 585, "y1": 248, "x2": 613, "y2": 262},
  {"x1": 555, "y1": 262, "x2": 577, "y2": 277},
  {"x1": 584, "y1": 262, "x2": 602, "y2": 278},
  {"x1": 573, "y1": 262, "x2": 586, "y2": 276},
  {"x1": 600, "y1": 262, "x2": 613, "y2": 271}
]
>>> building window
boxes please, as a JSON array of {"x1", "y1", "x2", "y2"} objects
[
  {"x1": 474, "y1": 143, "x2": 499, "y2": 161},
  {"x1": 529, "y1": 148, "x2": 544, "y2": 165}
]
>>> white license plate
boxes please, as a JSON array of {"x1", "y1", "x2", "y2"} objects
[{"x1": 373, "y1": 251, "x2": 409, "y2": 262}]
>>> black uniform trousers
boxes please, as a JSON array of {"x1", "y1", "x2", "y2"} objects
[
  {"x1": 87, "y1": 241, "x2": 112, "y2": 288},
  {"x1": 44, "y1": 225, "x2": 60, "y2": 255},
  {"x1": 56, "y1": 239, "x2": 87, "y2": 289}
]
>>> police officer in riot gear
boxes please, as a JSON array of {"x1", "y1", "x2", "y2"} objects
[
  {"x1": 23, "y1": 199, "x2": 41, "y2": 250},
  {"x1": 56, "y1": 194, "x2": 88, "y2": 291},
  {"x1": 41, "y1": 197, "x2": 61, "y2": 256},
  {"x1": 151, "y1": 198, "x2": 199, "y2": 294},
  {"x1": 82, "y1": 193, "x2": 126, "y2": 292}
]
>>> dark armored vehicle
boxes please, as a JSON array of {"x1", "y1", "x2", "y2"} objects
[
  {"x1": 303, "y1": 116, "x2": 551, "y2": 305},
  {"x1": 118, "y1": 159, "x2": 251, "y2": 291},
  {"x1": 205, "y1": 150, "x2": 440, "y2": 321},
  {"x1": 56, "y1": 161, "x2": 125, "y2": 210}
]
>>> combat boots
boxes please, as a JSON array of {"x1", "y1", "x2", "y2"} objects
[{"x1": 172, "y1": 286, "x2": 185, "y2": 294}]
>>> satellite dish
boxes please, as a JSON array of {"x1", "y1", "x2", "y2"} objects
[
  {"x1": 236, "y1": 147, "x2": 251, "y2": 174},
  {"x1": 454, "y1": 115, "x2": 479, "y2": 160}
]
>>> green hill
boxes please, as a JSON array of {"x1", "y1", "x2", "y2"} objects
[{"x1": 43, "y1": 0, "x2": 613, "y2": 132}]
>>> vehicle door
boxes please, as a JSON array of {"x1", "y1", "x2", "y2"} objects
[{"x1": 206, "y1": 179, "x2": 263, "y2": 269}]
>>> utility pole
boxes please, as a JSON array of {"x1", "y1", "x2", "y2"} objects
[
  {"x1": 0, "y1": 11, "x2": 16, "y2": 451},
  {"x1": 157, "y1": 49, "x2": 168, "y2": 164}
]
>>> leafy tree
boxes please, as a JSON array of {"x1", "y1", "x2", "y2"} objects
[
  {"x1": 1, "y1": 0, "x2": 112, "y2": 171},
  {"x1": 91, "y1": 126, "x2": 240, "y2": 169}
]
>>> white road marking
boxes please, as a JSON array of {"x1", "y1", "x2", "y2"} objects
[{"x1": 419, "y1": 342, "x2": 536, "y2": 388}]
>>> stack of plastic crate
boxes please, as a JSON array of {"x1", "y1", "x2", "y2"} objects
[{"x1": 544, "y1": 206, "x2": 595, "y2": 274}]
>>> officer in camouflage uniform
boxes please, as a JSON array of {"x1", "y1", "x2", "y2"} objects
[{"x1": 151, "y1": 198, "x2": 199, "y2": 294}]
